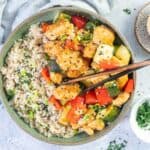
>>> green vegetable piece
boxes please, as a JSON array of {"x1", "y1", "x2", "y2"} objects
[
  {"x1": 49, "y1": 59, "x2": 61, "y2": 72},
  {"x1": 105, "y1": 81, "x2": 120, "y2": 97},
  {"x1": 93, "y1": 19, "x2": 101, "y2": 26},
  {"x1": 59, "y1": 12, "x2": 71, "y2": 20},
  {"x1": 54, "y1": 12, "x2": 71, "y2": 22},
  {"x1": 136, "y1": 101, "x2": 150, "y2": 129},
  {"x1": 60, "y1": 34, "x2": 67, "y2": 41},
  {"x1": 44, "y1": 53, "x2": 50, "y2": 60},
  {"x1": 89, "y1": 104, "x2": 105, "y2": 113},
  {"x1": 98, "y1": 105, "x2": 120, "y2": 122},
  {"x1": 19, "y1": 69, "x2": 32, "y2": 84},
  {"x1": 28, "y1": 110, "x2": 34, "y2": 120},
  {"x1": 73, "y1": 129, "x2": 79, "y2": 135},
  {"x1": 77, "y1": 31, "x2": 92, "y2": 44},
  {"x1": 114, "y1": 45, "x2": 120, "y2": 55},
  {"x1": 79, "y1": 82, "x2": 86, "y2": 91},
  {"x1": 85, "y1": 21, "x2": 96, "y2": 31},
  {"x1": 6, "y1": 89, "x2": 15, "y2": 100}
]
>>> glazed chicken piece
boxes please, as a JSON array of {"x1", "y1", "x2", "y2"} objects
[
  {"x1": 53, "y1": 84, "x2": 81, "y2": 105},
  {"x1": 83, "y1": 42, "x2": 97, "y2": 59},
  {"x1": 93, "y1": 25, "x2": 115, "y2": 45},
  {"x1": 82, "y1": 75, "x2": 109, "y2": 87},
  {"x1": 44, "y1": 41, "x2": 64, "y2": 58},
  {"x1": 56, "y1": 49, "x2": 89, "y2": 78},
  {"x1": 44, "y1": 19, "x2": 75, "y2": 40}
]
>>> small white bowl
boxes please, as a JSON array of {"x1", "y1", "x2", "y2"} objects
[{"x1": 130, "y1": 97, "x2": 150, "y2": 143}]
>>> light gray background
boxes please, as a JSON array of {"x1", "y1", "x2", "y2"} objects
[{"x1": 0, "y1": 0, "x2": 150, "y2": 150}]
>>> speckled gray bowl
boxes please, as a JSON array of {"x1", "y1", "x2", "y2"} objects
[
  {"x1": 0, "y1": 6, "x2": 136, "y2": 145},
  {"x1": 135, "y1": 2, "x2": 150, "y2": 52}
]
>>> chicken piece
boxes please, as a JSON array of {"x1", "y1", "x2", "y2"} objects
[
  {"x1": 82, "y1": 126, "x2": 94, "y2": 135},
  {"x1": 56, "y1": 49, "x2": 89, "y2": 78},
  {"x1": 78, "y1": 109, "x2": 95, "y2": 126},
  {"x1": 88, "y1": 119, "x2": 105, "y2": 131},
  {"x1": 117, "y1": 75, "x2": 128, "y2": 89},
  {"x1": 66, "y1": 70, "x2": 82, "y2": 78},
  {"x1": 58, "y1": 105, "x2": 71, "y2": 126},
  {"x1": 53, "y1": 84, "x2": 81, "y2": 105},
  {"x1": 44, "y1": 19, "x2": 75, "y2": 40},
  {"x1": 93, "y1": 25, "x2": 115, "y2": 45},
  {"x1": 113, "y1": 92, "x2": 130, "y2": 107},
  {"x1": 82, "y1": 75, "x2": 109, "y2": 87},
  {"x1": 50, "y1": 72, "x2": 63, "y2": 84},
  {"x1": 83, "y1": 42, "x2": 97, "y2": 58},
  {"x1": 91, "y1": 61, "x2": 101, "y2": 71},
  {"x1": 44, "y1": 41, "x2": 64, "y2": 58}
]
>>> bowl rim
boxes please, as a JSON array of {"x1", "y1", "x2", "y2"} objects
[{"x1": 0, "y1": 6, "x2": 136, "y2": 145}]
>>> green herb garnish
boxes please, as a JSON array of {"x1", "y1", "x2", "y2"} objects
[
  {"x1": 60, "y1": 34, "x2": 67, "y2": 41},
  {"x1": 89, "y1": 104, "x2": 105, "y2": 113},
  {"x1": 85, "y1": 21, "x2": 96, "y2": 31},
  {"x1": 77, "y1": 31, "x2": 92, "y2": 44},
  {"x1": 107, "y1": 139, "x2": 127, "y2": 150},
  {"x1": 28, "y1": 110, "x2": 34, "y2": 120},
  {"x1": 136, "y1": 101, "x2": 150, "y2": 129},
  {"x1": 123, "y1": 8, "x2": 131, "y2": 15},
  {"x1": 6, "y1": 89, "x2": 15, "y2": 100},
  {"x1": 105, "y1": 81, "x2": 120, "y2": 97}
]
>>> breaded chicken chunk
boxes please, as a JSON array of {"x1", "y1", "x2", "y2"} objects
[
  {"x1": 82, "y1": 75, "x2": 109, "y2": 87},
  {"x1": 44, "y1": 19, "x2": 75, "y2": 40},
  {"x1": 93, "y1": 25, "x2": 115, "y2": 45},
  {"x1": 44, "y1": 41, "x2": 63, "y2": 58},
  {"x1": 53, "y1": 84, "x2": 81, "y2": 105},
  {"x1": 56, "y1": 49, "x2": 89, "y2": 78},
  {"x1": 50, "y1": 72, "x2": 63, "y2": 84},
  {"x1": 83, "y1": 42, "x2": 97, "y2": 59}
]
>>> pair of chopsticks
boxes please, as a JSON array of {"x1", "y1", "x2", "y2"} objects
[{"x1": 61, "y1": 59, "x2": 150, "y2": 94}]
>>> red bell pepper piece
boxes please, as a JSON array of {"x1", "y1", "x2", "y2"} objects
[
  {"x1": 71, "y1": 15, "x2": 87, "y2": 29},
  {"x1": 67, "y1": 96, "x2": 86, "y2": 124},
  {"x1": 95, "y1": 87, "x2": 112, "y2": 106},
  {"x1": 124, "y1": 79, "x2": 134, "y2": 93},
  {"x1": 67, "y1": 108, "x2": 81, "y2": 124},
  {"x1": 41, "y1": 22, "x2": 49, "y2": 32},
  {"x1": 65, "y1": 39, "x2": 75, "y2": 50},
  {"x1": 41, "y1": 67, "x2": 51, "y2": 83},
  {"x1": 85, "y1": 90, "x2": 98, "y2": 104},
  {"x1": 49, "y1": 95, "x2": 62, "y2": 110},
  {"x1": 99, "y1": 59, "x2": 119, "y2": 70},
  {"x1": 69, "y1": 96, "x2": 85, "y2": 108}
]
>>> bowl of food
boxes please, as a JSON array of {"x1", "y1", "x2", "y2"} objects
[
  {"x1": 130, "y1": 97, "x2": 150, "y2": 143},
  {"x1": 0, "y1": 6, "x2": 135, "y2": 145}
]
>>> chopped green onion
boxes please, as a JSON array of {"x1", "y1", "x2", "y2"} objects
[
  {"x1": 136, "y1": 101, "x2": 150, "y2": 129},
  {"x1": 85, "y1": 21, "x2": 96, "y2": 31},
  {"x1": 28, "y1": 110, "x2": 34, "y2": 120},
  {"x1": 6, "y1": 89, "x2": 15, "y2": 100},
  {"x1": 77, "y1": 32, "x2": 92, "y2": 44}
]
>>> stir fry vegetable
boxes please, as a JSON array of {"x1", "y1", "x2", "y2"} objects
[
  {"x1": 41, "y1": 67, "x2": 51, "y2": 83},
  {"x1": 39, "y1": 12, "x2": 134, "y2": 136}
]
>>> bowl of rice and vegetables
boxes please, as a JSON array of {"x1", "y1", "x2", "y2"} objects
[{"x1": 0, "y1": 7, "x2": 135, "y2": 145}]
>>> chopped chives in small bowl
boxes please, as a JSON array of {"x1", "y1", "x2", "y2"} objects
[{"x1": 136, "y1": 100, "x2": 150, "y2": 130}]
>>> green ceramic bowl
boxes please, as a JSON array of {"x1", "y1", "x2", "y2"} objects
[{"x1": 0, "y1": 6, "x2": 136, "y2": 145}]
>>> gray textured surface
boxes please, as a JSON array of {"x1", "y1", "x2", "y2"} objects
[
  {"x1": 0, "y1": 0, "x2": 150, "y2": 150},
  {"x1": 135, "y1": 3, "x2": 150, "y2": 52}
]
